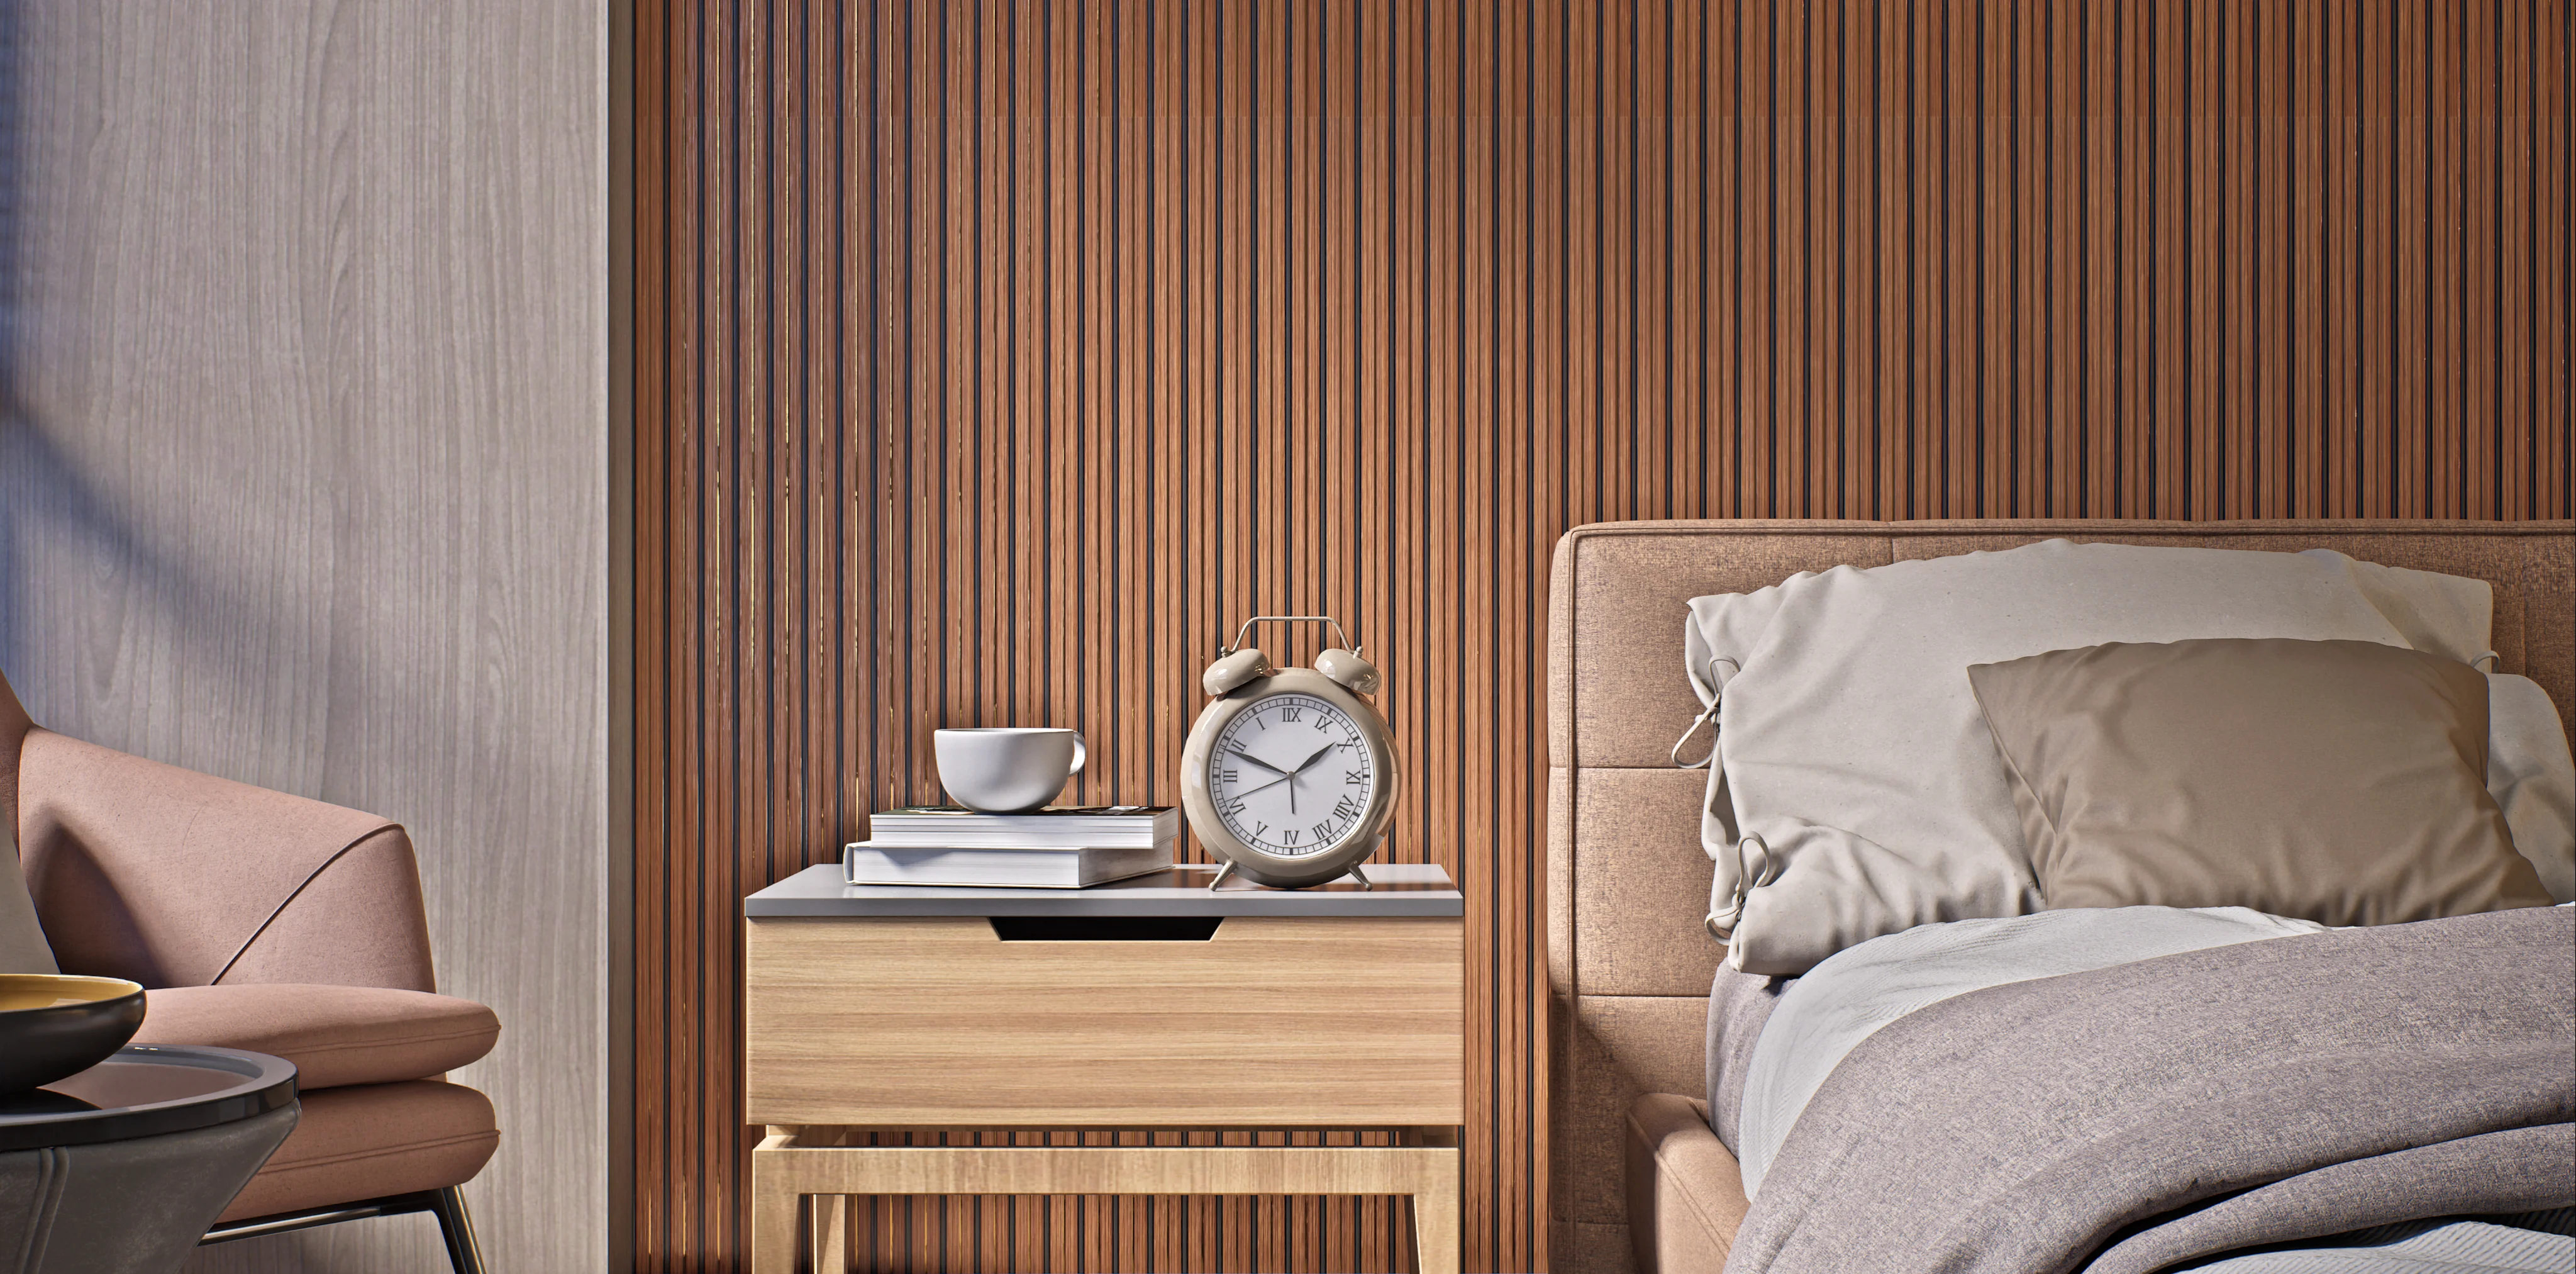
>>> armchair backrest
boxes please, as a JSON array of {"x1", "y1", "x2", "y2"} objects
[{"x1": 1, "y1": 669, "x2": 436, "y2": 992}]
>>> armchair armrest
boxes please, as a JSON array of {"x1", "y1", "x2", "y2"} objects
[{"x1": 14, "y1": 728, "x2": 435, "y2": 992}]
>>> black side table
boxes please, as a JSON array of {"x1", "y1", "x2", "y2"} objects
[{"x1": 0, "y1": 1045, "x2": 299, "y2": 1273}]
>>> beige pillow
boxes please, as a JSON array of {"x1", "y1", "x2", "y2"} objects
[{"x1": 1968, "y1": 638, "x2": 2553, "y2": 926}]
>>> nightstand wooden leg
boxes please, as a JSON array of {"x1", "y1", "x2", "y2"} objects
[
  {"x1": 807, "y1": 1195, "x2": 847, "y2": 1273},
  {"x1": 1410, "y1": 1148, "x2": 1460, "y2": 1274},
  {"x1": 752, "y1": 1127, "x2": 802, "y2": 1274},
  {"x1": 797, "y1": 1129, "x2": 850, "y2": 1273}
]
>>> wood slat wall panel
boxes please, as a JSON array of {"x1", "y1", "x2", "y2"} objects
[{"x1": 631, "y1": 2, "x2": 2572, "y2": 1270}]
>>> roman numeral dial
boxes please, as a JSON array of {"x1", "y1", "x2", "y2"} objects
[{"x1": 1206, "y1": 691, "x2": 1378, "y2": 859}]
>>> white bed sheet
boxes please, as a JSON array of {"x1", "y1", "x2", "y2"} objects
[{"x1": 1733, "y1": 904, "x2": 2329, "y2": 1197}]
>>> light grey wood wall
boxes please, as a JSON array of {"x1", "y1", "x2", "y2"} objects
[{"x1": 0, "y1": 3, "x2": 605, "y2": 1271}]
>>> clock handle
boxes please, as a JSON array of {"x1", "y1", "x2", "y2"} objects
[{"x1": 1220, "y1": 615, "x2": 1362, "y2": 659}]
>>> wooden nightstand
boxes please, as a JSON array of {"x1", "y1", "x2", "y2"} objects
[{"x1": 742, "y1": 862, "x2": 1467, "y2": 1273}]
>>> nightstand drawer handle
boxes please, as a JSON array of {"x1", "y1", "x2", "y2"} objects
[{"x1": 987, "y1": 917, "x2": 1224, "y2": 942}]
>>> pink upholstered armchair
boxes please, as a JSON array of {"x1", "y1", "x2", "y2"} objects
[{"x1": 0, "y1": 671, "x2": 499, "y2": 1271}]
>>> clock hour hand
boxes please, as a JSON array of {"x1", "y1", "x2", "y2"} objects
[{"x1": 1228, "y1": 748, "x2": 1289, "y2": 776}]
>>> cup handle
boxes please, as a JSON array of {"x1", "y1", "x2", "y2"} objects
[{"x1": 1069, "y1": 734, "x2": 1087, "y2": 776}]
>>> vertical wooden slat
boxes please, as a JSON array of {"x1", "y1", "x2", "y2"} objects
[
  {"x1": 1987, "y1": 0, "x2": 2019, "y2": 516},
  {"x1": 2290, "y1": 0, "x2": 2325, "y2": 518},
  {"x1": 1709, "y1": 0, "x2": 1745, "y2": 518},
  {"x1": 1785, "y1": 0, "x2": 1819, "y2": 516},
  {"x1": 2223, "y1": 0, "x2": 2255, "y2": 517},
  {"x1": 2043, "y1": 0, "x2": 2077, "y2": 518},
  {"x1": 1909, "y1": 0, "x2": 1945, "y2": 520},
  {"x1": 698, "y1": 0, "x2": 741, "y2": 1258},
  {"x1": 2431, "y1": 0, "x2": 2466, "y2": 517},
  {"x1": 2324, "y1": 0, "x2": 2358, "y2": 517},
  {"x1": 1634, "y1": 0, "x2": 1673, "y2": 518},
  {"x1": 2358, "y1": 0, "x2": 2392, "y2": 516},
  {"x1": 631, "y1": 3, "x2": 2573, "y2": 1270},
  {"x1": 2123, "y1": 0, "x2": 2157, "y2": 519},
  {"x1": 1828, "y1": 0, "x2": 1857, "y2": 518},
  {"x1": 631, "y1": 0, "x2": 674, "y2": 1261},
  {"x1": 2538, "y1": 0, "x2": 2571, "y2": 522},
  {"x1": 2397, "y1": 0, "x2": 2432, "y2": 518},
  {"x1": 1736, "y1": 0, "x2": 1774, "y2": 517},
  {"x1": 1946, "y1": 0, "x2": 1979, "y2": 517},
  {"x1": 2084, "y1": 0, "x2": 2118, "y2": 518},
  {"x1": 1815, "y1": 0, "x2": 1847, "y2": 517},
  {"x1": 1672, "y1": 0, "x2": 1709, "y2": 517},
  {"x1": 1599, "y1": 0, "x2": 1637, "y2": 518},
  {"x1": 2496, "y1": 0, "x2": 2534, "y2": 518},
  {"x1": 2463, "y1": 0, "x2": 2500, "y2": 518},
  {"x1": 2254, "y1": 0, "x2": 2288, "y2": 517}
]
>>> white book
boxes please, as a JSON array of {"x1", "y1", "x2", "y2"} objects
[
  {"x1": 865, "y1": 805, "x2": 1179, "y2": 849},
  {"x1": 841, "y1": 841, "x2": 1173, "y2": 889}
]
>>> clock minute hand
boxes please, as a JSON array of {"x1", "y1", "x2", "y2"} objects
[
  {"x1": 1280, "y1": 742, "x2": 1340, "y2": 818},
  {"x1": 1285, "y1": 742, "x2": 1340, "y2": 777}
]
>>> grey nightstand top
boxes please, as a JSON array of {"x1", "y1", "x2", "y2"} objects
[{"x1": 743, "y1": 861, "x2": 1463, "y2": 917}]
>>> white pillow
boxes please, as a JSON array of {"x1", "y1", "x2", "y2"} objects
[
  {"x1": 2489, "y1": 674, "x2": 2576, "y2": 903},
  {"x1": 1683, "y1": 540, "x2": 2494, "y2": 976}
]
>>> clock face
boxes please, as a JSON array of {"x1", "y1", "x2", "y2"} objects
[{"x1": 1206, "y1": 691, "x2": 1379, "y2": 858}]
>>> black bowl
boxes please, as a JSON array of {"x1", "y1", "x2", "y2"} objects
[{"x1": 0, "y1": 974, "x2": 147, "y2": 1095}]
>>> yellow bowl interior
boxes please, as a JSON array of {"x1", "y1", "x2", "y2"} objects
[{"x1": 0, "y1": 973, "x2": 145, "y2": 1014}]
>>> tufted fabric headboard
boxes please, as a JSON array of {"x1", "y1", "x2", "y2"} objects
[{"x1": 1544, "y1": 519, "x2": 2575, "y2": 1274}]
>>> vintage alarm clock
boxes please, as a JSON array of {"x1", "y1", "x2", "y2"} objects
[{"x1": 1178, "y1": 615, "x2": 1400, "y2": 889}]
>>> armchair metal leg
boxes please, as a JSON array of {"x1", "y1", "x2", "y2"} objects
[
  {"x1": 429, "y1": 1186, "x2": 487, "y2": 1274},
  {"x1": 206, "y1": 1187, "x2": 486, "y2": 1272}
]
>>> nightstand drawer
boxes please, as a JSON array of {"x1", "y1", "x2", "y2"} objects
[{"x1": 745, "y1": 915, "x2": 1463, "y2": 1126}]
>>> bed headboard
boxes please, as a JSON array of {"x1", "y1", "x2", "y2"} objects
[{"x1": 1544, "y1": 518, "x2": 2575, "y2": 1273}]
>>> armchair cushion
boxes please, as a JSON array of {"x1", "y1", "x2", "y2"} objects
[
  {"x1": 135, "y1": 984, "x2": 499, "y2": 1090},
  {"x1": 215, "y1": 1080, "x2": 499, "y2": 1224}
]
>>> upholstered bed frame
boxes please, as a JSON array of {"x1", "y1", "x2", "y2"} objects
[{"x1": 1545, "y1": 519, "x2": 2576, "y2": 1274}]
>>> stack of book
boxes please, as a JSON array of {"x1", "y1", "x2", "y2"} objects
[{"x1": 843, "y1": 805, "x2": 1180, "y2": 888}]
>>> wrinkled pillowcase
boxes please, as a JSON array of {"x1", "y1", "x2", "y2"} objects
[
  {"x1": 1968, "y1": 638, "x2": 2553, "y2": 925},
  {"x1": 2485, "y1": 672, "x2": 2576, "y2": 903}
]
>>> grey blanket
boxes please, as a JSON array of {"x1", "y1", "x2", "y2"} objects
[{"x1": 1724, "y1": 905, "x2": 2576, "y2": 1274}]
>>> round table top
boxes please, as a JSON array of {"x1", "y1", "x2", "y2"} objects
[{"x1": 0, "y1": 1045, "x2": 297, "y2": 1153}]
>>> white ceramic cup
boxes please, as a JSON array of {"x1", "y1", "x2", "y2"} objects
[{"x1": 933, "y1": 727, "x2": 1087, "y2": 813}]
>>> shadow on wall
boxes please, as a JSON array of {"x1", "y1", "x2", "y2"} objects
[
  {"x1": 1, "y1": 4, "x2": 184, "y2": 674},
  {"x1": 0, "y1": 422, "x2": 148, "y2": 679},
  {"x1": 0, "y1": 0, "x2": 132, "y2": 696},
  {"x1": 0, "y1": 3, "x2": 105, "y2": 693},
  {"x1": 0, "y1": 2, "x2": 303, "y2": 738}
]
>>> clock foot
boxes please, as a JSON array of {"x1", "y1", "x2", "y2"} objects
[
  {"x1": 1207, "y1": 861, "x2": 1238, "y2": 892},
  {"x1": 1345, "y1": 863, "x2": 1374, "y2": 891}
]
